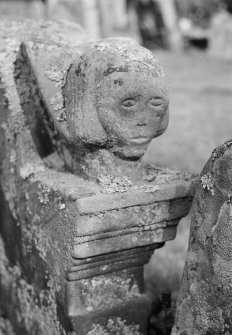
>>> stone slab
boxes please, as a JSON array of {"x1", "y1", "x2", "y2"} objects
[
  {"x1": 75, "y1": 197, "x2": 192, "y2": 237},
  {"x1": 76, "y1": 179, "x2": 197, "y2": 214},
  {"x1": 68, "y1": 244, "x2": 159, "y2": 280},
  {"x1": 73, "y1": 223, "x2": 177, "y2": 258}
]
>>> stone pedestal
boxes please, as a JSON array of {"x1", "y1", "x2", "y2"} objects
[{"x1": 64, "y1": 178, "x2": 194, "y2": 334}]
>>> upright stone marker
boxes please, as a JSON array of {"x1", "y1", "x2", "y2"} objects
[
  {"x1": 0, "y1": 20, "x2": 195, "y2": 334},
  {"x1": 173, "y1": 140, "x2": 232, "y2": 335}
]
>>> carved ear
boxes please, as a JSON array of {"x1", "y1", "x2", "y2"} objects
[{"x1": 20, "y1": 39, "x2": 75, "y2": 143}]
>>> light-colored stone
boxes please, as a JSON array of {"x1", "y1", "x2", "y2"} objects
[
  {"x1": 76, "y1": 180, "x2": 196, "y2": 214},
  {"x1": 209, "y1": 11, "x2": 232, "y2": 59}
]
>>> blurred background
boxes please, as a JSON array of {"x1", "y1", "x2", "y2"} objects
[{"x1": 1, "y1": 0, "x2": 232, "y2": 332}]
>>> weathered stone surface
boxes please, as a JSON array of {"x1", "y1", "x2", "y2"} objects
[
  {"x1": 69, "y1": 244, "x2": 161, "y2": 280},
  {"x1": 172, "y1": 139, "x2": 232, "y2": 335},
  {"x1": 0, "y1": 19, "x2": 90, "y2": 335},
  {"x1": 0, "y1": 19, "x2": 196, "y2": 335},
  {"x1": 69, "y1": 268, "x2": 149, "y2": 334},
  {"x1": 0, "y1": 235, "x2": 66, "y2": 335},
  {"x1": 75, "y1": 180, "x2": 195, "y2": 214},
  {"x1": 76, "y1": 198, "x2": 192, "y2": 235}
]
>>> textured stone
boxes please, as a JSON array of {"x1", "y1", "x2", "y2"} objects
[
  {"x1": 68, "y1": 268, "x2": 150, "y2": 335},
  {"x1": 172, "y1": 139, "x2": 232, "y2": 335},
  {"x1": 17, "y1": 34, "x2": 170, "y2": 181},
  {"x1": 76, "y1": 180, "x2": 195, "y2": 214},
  {"x1": 75, "y1": 197, "x2": 193, "y2": 236}
]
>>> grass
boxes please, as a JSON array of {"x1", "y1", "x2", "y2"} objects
[{"x1": 144, "y1": 50, "x2": 232, "y2": 329}]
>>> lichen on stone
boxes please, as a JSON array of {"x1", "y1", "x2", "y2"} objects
[
  {"x1": 21, "y1": 221, "x2": 59, "y2": 262},
  {"x1": 87, "y1": 318, "x2": 141, "y2": 335},
  {"x1": 97, "y1": 174, "x2": 159, "y2": 194},
  {"x1": 0, "y1": 35, "x2": 26, "y2": 134},
  {"x1": 201, "y1": 173, "x2": 215, "y2": 195},
  {"x1": 0, "y1": 236, "x2": 64, "y2": 335},
  {"x1": 211, "y1": 139, "x2": 232, "y2": 161},
  {"x1": 81, "y1": 271, "x2": 140, "y2": 310},
  {"x1": 49, "y1": 92, "x2": 67, "y2": 121},
  {"x1": 37, "y1": 184, "x2": 51, "y2": 204},
  {"x1": 44, "y1": 67, "x2": 65, "y2": 86},
  {"x1": 50, "y1": 92, "x2": 64, "y2": 111}
]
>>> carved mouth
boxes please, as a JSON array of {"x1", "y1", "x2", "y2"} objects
[{"x1": 131, "y1": 137, "x2": 149, "y2": 144}]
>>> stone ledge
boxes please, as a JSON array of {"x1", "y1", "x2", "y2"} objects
[
  {"x1": 68, "y1": 245, "x2": 158, "y2": 280},
  {"x1": 76, "y1": 179, "x2": 197, "y2": 214},
  {"x1": 72, "y1": 223, "x2": 178, "y2": 258},
  {"x1": 75, "y1": 197, "x2": 193, "y2": 236}
]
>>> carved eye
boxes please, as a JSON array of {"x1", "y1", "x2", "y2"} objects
[
  {"x1": 122, "y1": 99, "x2": 136, "y2": 108},
  {"x1": 149, "y1": 97, "x2": 163, "y2": 107}
]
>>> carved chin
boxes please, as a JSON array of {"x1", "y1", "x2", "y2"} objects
[{"x1": 112, "y1": 142, "x2": 149, "y2": 159}]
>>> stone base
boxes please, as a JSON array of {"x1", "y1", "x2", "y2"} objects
[
  {"x1": 72, "y1": 296, "x2": 151, "y2": 335},
  {"x1": 68, "y1": 266, "x2": 153, "y2": 335}
]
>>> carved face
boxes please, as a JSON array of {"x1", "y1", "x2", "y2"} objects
[
  {"x1": 96, "y1": 66, "x2": 169, "y2": 158},
  {"x1": 64, "y1": 40, "x2": 169, "y2": 159}
]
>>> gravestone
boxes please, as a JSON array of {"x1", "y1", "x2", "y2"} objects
[
  {"x1": 0, "y1": 20, "x2": 196, "y2": 334},
  {"x1": 172, "y1": 139, "x2": 232, "y2": 335},
  {"x1": 209, "y1": 11, "x2": 232, "y2": 59},
  {"x1": 0, "y1": 0, "x2": 47, "y2": 22}
]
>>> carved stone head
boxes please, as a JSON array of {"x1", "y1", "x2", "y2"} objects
[{"x1": 64, "y1": 38, "x2": 169, "y2": 159}]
